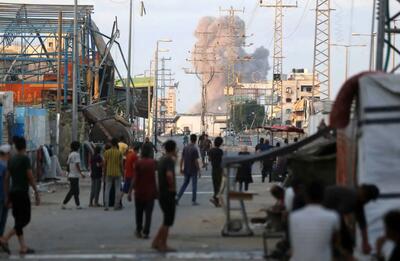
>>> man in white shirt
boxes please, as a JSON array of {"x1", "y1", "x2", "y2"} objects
[
  {"x1": 61, "y1": 141, "x2": 85, "y2": 209},
  {"x1": 289, "y1": 181, "x2": 340, "y2": 261}
]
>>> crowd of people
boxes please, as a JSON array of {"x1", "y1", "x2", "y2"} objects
[
  {"x1": 267, "y1": 178, "x2": 400, "y2": 260},
  {"x1": 0, "y1": 132, "x2": 397, "y2": 259},
  {"x1": 59, "y1": 136, "x2": 178, "y2": 252}
]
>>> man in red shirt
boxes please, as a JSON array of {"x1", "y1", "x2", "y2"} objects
[
  {"x1": 121, "y1": 145, "x2": 139, "y2": 204},
  {"x1": 128, "y1": 143, "x2": 157, "y2": 238}
]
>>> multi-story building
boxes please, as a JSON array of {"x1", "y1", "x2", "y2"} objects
[{"x1": 229, "y1": 68, "x2": 320, "y2": 128}]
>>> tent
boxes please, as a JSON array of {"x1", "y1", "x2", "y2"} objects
[{"x1": 331, "y1": 72, "x2": 400, "y2": 254}]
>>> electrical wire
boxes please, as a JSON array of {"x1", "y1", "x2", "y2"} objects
[
  {"x1": 108, "y1": 0, "x2": 129, "y2": 4},
  {"x1": 283, "y1": 0, "x2": 312, "y2": 39},
  {"x1": 332, "y1": 0, "x2": 345, "y2": 43},
  {"x1": 246, "y1": 1, "x2": 260, "y2": 32}
]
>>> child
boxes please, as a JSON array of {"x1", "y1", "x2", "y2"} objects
[
  {"x1": 89, "y1": 146, "x2": 103, "y2": 207},
  {"x1": 121, "y1": 144, "x2": 139, "y2": 203},
  {"x1": 62, "y1": 141, "x2": 85, "y2": 209}
]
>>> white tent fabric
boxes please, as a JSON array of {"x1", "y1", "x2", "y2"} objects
[{"x1": 357, "y1": 74, "x2": 400, "y2": 254}]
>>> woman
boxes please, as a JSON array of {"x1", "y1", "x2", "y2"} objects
[
  {"x1": 128, "y1": 143, "x2": 157, "y2": 239},
  {"x1": 236, "y1": 146, "x2": 253, "y2": 191},
  {"x1": 89, "y1": 146, "x2": 103, "y2": 207},
  {"x1": 62, "y1": 141, "x2": 85, "y2": 209}
]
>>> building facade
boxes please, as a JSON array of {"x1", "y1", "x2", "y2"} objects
[{"x1": 230, "y1": 68, "x2": 320, "y2": 128}]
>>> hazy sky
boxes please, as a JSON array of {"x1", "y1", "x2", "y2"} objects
[{"x1": 6, "y1": 0, "x2": 377, "y2": 112}]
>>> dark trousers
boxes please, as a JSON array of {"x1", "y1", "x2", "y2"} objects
[
  {"x1": 10, "y1": 191, "x2": 31, "y2": 236},
  {"x1": 63, "y1": 178, "x2": 80, "y2": 206},
  {"x1": 135, "y1": 198, "x2": 154, "y2": 235},
  {"x1": 238, "y1": 182, "x2": 249, "y2": 192},
  {"x1": 262, "y1": 161, "x2": 273, "y2": 182},
  {"x1": 177, "y1": 173, "x2": 198, "y2": 203},
  {"x1": 0, "y1": 200, "x2": 8, "y2": 236},
  {"x1": 211, "y1": 168, "x2": 222, "y2": 199},
  {"x1": 90, "y1": 177, "x2": 101, "y2": 205}
]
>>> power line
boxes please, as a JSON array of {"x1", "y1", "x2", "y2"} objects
[{"x1": 283, "y1": 0, "x2": 312, "y2": 39}]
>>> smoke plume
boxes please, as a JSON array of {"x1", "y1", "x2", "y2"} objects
[{"x1": 190, "y1": 15, "x2": 270, "y2": 113}]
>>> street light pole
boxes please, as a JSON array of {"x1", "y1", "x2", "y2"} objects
[
  {"x1": 126, "y1": 0, "x2": 133, "y2": 120},
  {"x1": 72, "y1": 0, "x2": 78, "y2": 141},
  {"x1": 331, "y1": 43, "x2": 366, "y2": 80},
  {"x1": 352, "y1": 32, "x2": 376, "y2": 70},
  {"x1": 153, "y1": 44, "x2": 159, "y2": 148}
]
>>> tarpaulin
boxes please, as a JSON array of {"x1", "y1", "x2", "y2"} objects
[{"x1": 356, "y1": 73, "x2": 400, "y2": 251}]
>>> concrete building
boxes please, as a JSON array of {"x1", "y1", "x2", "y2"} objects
[
  {"x1": 230, "y1": 68, "x2": 320, "y2": 128},
  {"x1": 175, "y1": 113, "x2": 227, "y2": 137}
]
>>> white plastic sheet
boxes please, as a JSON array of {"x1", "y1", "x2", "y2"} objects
[{"x1": 357, "y1": 74, "x2": 400, "y2": 253}]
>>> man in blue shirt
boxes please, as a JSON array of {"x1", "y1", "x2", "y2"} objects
[{"x1": 176, "y1": 134, "x2": 201, "y2": 206}]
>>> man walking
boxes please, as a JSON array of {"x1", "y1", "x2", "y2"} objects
[
  {"x1": 103, "y1": 138, "x2": 123, "y2": 210},
  {"x1": 121, "y1": 144, "x2": 139, "y2": 204},
  {"x1": 152, "y1": 140, "x2": 177, "y2": 252},
  {"x1": 176, "y1": 134, "x2": 201, "y2": 206},
  {"x1": 261, "y1": 139, "x2": 273, "y2": 183},
  {"x1": 208, "y1": 137, "x2": 223, "y2": 207},
  {"x1": 198, "y1": 132, "x2": 206, "y2": 166},
  {"x1": 143, "y1": 137, "x2": 158, "y2": 159},
  {"x1": 0, "y1": 137, "x2": 40, "y2": 255}
]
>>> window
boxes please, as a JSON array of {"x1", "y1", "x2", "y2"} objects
[
  {"x1": 296, "y1": 121, "x2": 302, "y2": 128},
  {"x1": 301, "y1": 85, "x2": 312, "y2": 92},
  {"x1": 286, "y1": 109, "x2": 292, "y2": 114},
  {"x1": 285, "y1": 120, "x2": 292, "y2": 125},
  {"x1": 48, "y1": 42, "x2": 53, "y2": 48},
  {"x1": 286, "y1": 87, "x2": 292, "y2": 94},
  {"x1": 286, "y1": 98, "x2": 292, "y2": 103}
]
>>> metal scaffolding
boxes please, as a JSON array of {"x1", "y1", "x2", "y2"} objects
[
  {"x1": 0, "y1": 4, "x2": 94, "y2": 106},
  {"x1": 260, "y1": 0, "x2": 297, "y2": 125},
  {"x1": 375, "y1": 0, "x2": 400, "y2": 72},
  {"x1": 0, "y1": 3, "x2": 135, "y2": 116}
]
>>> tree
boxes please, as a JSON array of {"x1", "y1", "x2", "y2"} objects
[{"x1": 231, "y1": 100, "x2": 265, "y2": 132}]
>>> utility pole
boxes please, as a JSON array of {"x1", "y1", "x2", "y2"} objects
[
  {"x1": 352, "y1": 32, "x2": 376, "y2": 70},
  {"x1": 126, "y1": 0, "x2": 133, "y2": 120},
  {"x1": 260, "y1": 0, "x2": 297, "y2": 125},
  {"x1": 186, "y1": 40, "x2": 221, "y2": 132},
  {"x1": 312, "y1": 0, "x2": 331, "y2": 104},
  {"x1": 183, "y1": 65, "x2": 219, "y2": 133},
  {"x1": 218, "y1": 6, "x2": 247, "y2": 133},
  {"x1": 72, "y1": 0, "x2": 78, "y2": 141},
  {"x1": 159, "y1": 57, "x2": 172, "y2": 134},
  {"x1": 153, "y1": 39, "x2": 171, "y2": 148},
  {"x1": 57, "y1": 11, "x2": 63, "y2": 113}
]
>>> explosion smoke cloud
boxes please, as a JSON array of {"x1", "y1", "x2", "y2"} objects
[{"x1": 190, "y1": 15, "x2": 270, "y2": 113}]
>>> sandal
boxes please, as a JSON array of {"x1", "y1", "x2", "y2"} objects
[{"x1": 20, "y1": 248, "x2": 35, "y2": 255}]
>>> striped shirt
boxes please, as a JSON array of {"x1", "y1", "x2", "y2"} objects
[{"x1": 104, "y1": 148, "x2": 123, "y2": 177}]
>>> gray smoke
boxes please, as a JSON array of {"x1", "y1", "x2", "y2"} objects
[{"x1": 190, "y1": 15, "x2": 270, "y2": 113}]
